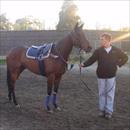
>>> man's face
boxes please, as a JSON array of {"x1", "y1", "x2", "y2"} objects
[{"x1": 100, "y1": 36, "x2": 111, "y2": 48}]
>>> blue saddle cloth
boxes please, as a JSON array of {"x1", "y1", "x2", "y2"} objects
[
  {"x1": 26, "y1": 43, "x2": 54, "y2": 60},
  {"x1": 26, "y1": 43, "x2": 58, "y2": 76}
]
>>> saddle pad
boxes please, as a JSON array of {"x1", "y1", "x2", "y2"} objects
[{"x1": 26, "y1": 43, "x2": 53, "y2": 60}]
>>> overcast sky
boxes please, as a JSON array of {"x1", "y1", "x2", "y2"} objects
[{"x1": 1, "y1": 0, "x2": 130, "y2": 30}]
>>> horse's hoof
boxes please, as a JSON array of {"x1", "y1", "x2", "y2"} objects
[
  {"x1": 15, "y1": 104, "x2": 20, "y2": 108},
  {"x1": 55, "y1": 107, "x2": 61, "y2": 111},
  {"x1": 47, "y1": 109, "x2": 53, "y2": 113},
  {"x1": 56, "y1": 107, "x2": 61, "y2": 111}
]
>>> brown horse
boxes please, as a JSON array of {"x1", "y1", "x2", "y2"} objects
[{"x1": 6, "y1": 23, "x2": 92, "y2": 112}]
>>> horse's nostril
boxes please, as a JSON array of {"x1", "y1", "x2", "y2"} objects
[{"x1": 88, "y1": 46, "x2": 92, "y2": 51}]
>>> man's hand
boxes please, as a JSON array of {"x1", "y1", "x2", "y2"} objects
[{"x1": 79, "y1": 63, "x2": 84, "y2": 68}]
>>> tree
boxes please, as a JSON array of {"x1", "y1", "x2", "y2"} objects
[
  {"x1": 56, "y1": 0, "x2": 80, "y2": 30},
  {"x1": 0, "y1": 14, "x2": 13, "y2": 30},
  {"x1": 13, "y1": 16, "x2": 44, "y2": 30},
  {"x1": 120, "y1": 27, "x2": 130, "y2": 32}
]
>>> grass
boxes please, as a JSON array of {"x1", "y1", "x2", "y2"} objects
[
  {"x1": 126, "y1": 51, "x2": 130, "y2": 55},
  {"x1": 69, "y1": 53, "x2": 92, "y2": 63},
  {"x1": 0, "y1": 59, "x2": 6, "y2": 65}
]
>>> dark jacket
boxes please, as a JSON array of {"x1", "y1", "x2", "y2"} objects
[{"x1": 83, "y1": 46, "x2": 128, "y2": 78}]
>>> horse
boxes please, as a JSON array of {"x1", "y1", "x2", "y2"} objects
[{"x1": 6, "y1": 23, "x2": 92, "y2": 112}]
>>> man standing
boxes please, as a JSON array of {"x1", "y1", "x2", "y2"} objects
[{"x1": 80, "y1": 33, "x2": 128, "y2": 119}]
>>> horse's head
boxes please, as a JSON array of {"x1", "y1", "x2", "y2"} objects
[{"x1": 70, "y1": 23, "x2": 92, "y2": 52}]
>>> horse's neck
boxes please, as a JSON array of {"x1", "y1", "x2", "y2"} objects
[{"x1": 56, "y1": 34, "x2": 73, "y2": 61}]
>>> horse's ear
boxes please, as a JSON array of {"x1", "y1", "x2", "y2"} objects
[
  {"x1": 74, "y1": 22, "x2": 79, "y2": 30},
  {"x1": 79, "y1": 23, "x2": 84, "y2": 29}
]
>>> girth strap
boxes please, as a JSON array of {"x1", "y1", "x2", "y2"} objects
[{"x1": 38, "y1": 60, "x2": 46, "y2": 76}]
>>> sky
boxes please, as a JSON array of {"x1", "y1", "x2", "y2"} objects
[{"x1": 1, "y1": 0, "x2": 130, "y2": 30}]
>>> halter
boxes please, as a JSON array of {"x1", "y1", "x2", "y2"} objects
[
  {"x1": 53, "y1": 31, "x2": 82, "y2": 65},
  {"x1": 53, "y1": 30, "x2": 85, "y2": 66},
  {"x1": 70, "y1": 31, "x2": 82, "y2": 49}
]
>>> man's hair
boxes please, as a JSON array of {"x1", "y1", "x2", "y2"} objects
[{"x1": 101, "y1": 33, "x2": 112, "y2": 41}]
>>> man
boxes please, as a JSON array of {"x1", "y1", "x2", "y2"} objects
[{"x1": 80, "y1": 33, "x2": 128, "y2": 119}]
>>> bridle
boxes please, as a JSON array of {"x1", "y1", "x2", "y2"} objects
[
  {"x1": 54, "y1": 30, "x2": 82, "y2": 65},
  {"x1": 70, "y1": 31, "x2": 82, "y2": 49}
]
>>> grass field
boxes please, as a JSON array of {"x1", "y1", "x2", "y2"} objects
[{"x1": 0, "y1": 59, "x2": 6, "y2": 65}]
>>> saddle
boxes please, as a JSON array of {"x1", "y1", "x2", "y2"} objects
[
  {"x1": 26, "y1": 43, "x2": 58, "y2": 76},
  {"x1": 26, "y1": 43, "x2": 58, "y2": 60}
]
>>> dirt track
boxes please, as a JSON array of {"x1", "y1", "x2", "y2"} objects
[{"x1": 0, "y1": 65, "x2": 130, "y2": 130}]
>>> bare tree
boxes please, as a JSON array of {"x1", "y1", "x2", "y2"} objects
[
  {"x1": 0, "y1": 14, "x2": 13, "y2": 30},
  {"x1": 56, "y1": 0, "x2": 80, "y2": 30}
]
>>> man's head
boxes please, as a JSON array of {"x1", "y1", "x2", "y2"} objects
[{"x1": 100, "y1": 33, "x2": 112, "y2": 48}]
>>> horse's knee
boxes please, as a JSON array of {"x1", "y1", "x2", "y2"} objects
[
  {"x1": 54, "y1": 77, "x2": 61, "y2": 93},
  {"x1": 54, "y1": 88, "x2": 58, "y2": 93}
]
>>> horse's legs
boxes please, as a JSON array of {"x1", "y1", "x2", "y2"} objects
[
  {"x1": 7, "y1": 66, "x2": 25, "y2": 106},
  {"x1": 52, "y1": 76, "x2": 62, "y2": 109},
  {"x1": 45, "y1": 74, "x2": 55, "y2": 111},
  {"x1": 7, "y1": 69, "x2": 12, "y2": 101},
  {"x1": 7, "y1": 70, "x2": 18, "y2": 105}
]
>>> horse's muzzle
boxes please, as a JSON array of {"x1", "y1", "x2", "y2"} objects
[{"x1": 86, "y1": 46, "x2": 92, "y2": 52}]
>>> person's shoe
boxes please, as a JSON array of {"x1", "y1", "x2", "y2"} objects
[
  {"x1": 98, "y1": 111, "x2": 105, "y2": 117},
  {"x1": 105, "y1": 113, "x2": 112, "y2": 119}
]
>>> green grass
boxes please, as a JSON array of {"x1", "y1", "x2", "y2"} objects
[
  {"x1": 126, "y1": 51, "x2": 130, "y2": 55},
  {"x1": 69, "y1": 53, "x2": 92, "y2": 63},
  {"x1": 0, "y1": 59, "x2": 6, "y2": 65}
]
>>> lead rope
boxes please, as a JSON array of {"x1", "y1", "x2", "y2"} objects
[{"x1": 79, "y1": 50, "x2": 97, "y2": 97}]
